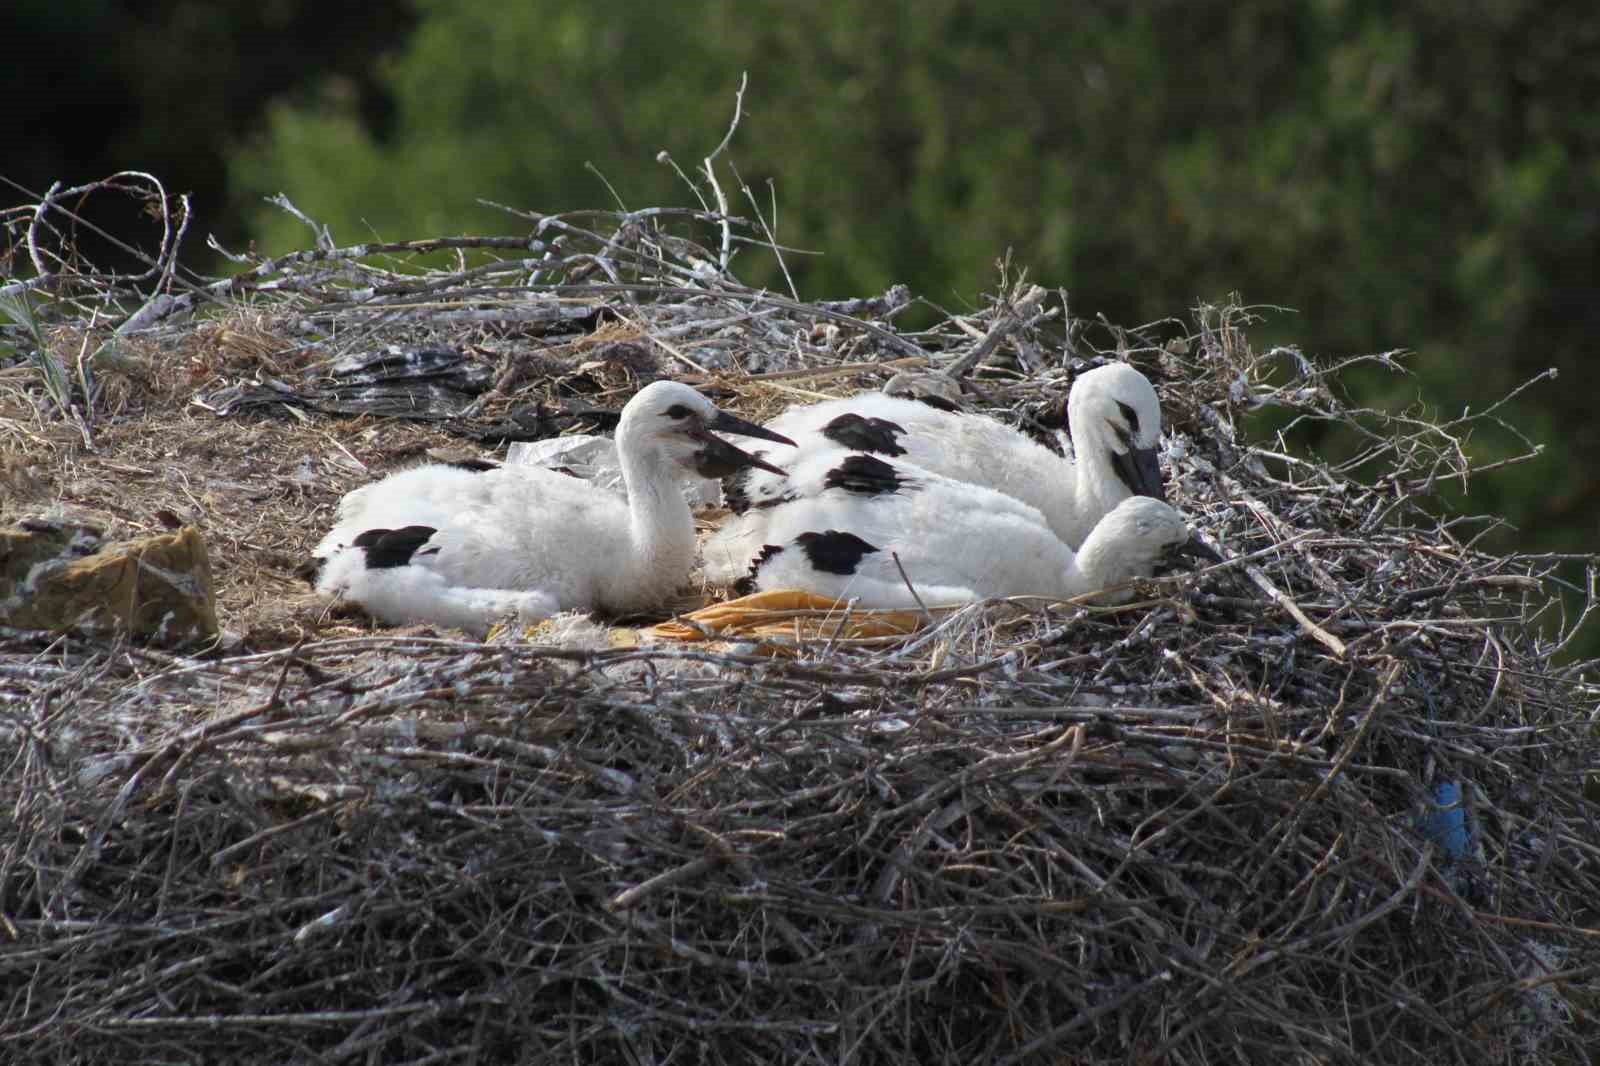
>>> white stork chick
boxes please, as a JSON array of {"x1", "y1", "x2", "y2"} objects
[
  {"x1": 725, "y1": 450, "x2": 1204, "y2": 608},
  {"x1": 705, "y1": 362, "x2": 1165, "y2": 585},
  {"x1": 305, "y1": 381, "x2": 794, "y2": 635}
]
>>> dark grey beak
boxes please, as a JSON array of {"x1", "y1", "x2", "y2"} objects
[
  {"x1": 706, "y1": 409, "x2": 796, "y2": 449},
  {"x1": 692, "y1": 436, "x2": 789, "y2": 480},
  {"x1": 1165, "y1": 534, "x2": 1222, "y2": 568},
  {"x1": 686, "y1": 409, "x2": 794, "y2": 479},
  {"x1": 1111, "y1": 445, "x2": 1166, "y2": 502}
]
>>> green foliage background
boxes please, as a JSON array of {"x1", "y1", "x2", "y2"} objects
[{"x1": 9, "y1": 0, "x2": 1598, "y2": 646}]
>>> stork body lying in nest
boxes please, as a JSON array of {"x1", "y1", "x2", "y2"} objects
[
  {"x1": 716, "y1": 448, "x2": 1206, "y2": 609},
  {"x1": 305, "y1": 382, "x2": 794, "y2": 634},
  {"x1": 704, "y1": 362, "x2": 1166, "y2": 585}
]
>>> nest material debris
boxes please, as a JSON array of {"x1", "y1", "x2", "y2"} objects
[
  {"x1": 1, "y1": 520, "x2": 218, "y2": 645},
  {"x1": 1, "y1": 176, "x2": 1598, "y2": 1064}
]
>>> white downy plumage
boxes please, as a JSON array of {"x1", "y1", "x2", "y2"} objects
[
  {"x1": 727, "y1": 449, "x2": 1199, "y2": 608},
  {"x1": 704, "y1": 362, "x2": 1165, "y2": 585},
  {"x1": 307, "y1": 381, "x2": 793, "y2": 634}
]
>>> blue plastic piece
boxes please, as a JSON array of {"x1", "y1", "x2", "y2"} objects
[{"x1": 1421, "y1": 780, "x2": 1470, "y2": 860}]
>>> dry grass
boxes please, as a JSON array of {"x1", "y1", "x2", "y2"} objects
[{"x1": 1, "y1": 175, "x2": 1597, "y2": 1064}]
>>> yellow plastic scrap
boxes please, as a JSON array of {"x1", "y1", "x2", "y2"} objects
[{"x1": 649, "y1": 588, "x2": 929, "y2": 644}]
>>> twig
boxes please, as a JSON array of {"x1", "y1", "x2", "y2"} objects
[{"x1": 701, "y1": 72, "x2": 748, "y2": 274}]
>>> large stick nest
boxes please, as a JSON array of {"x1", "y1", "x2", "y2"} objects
[{"x1": 2, "y1": 175, "x2": 1598, "y2": 1064}]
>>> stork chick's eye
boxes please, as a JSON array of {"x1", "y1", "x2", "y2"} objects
[
  {"x1": 1115, "y1": 400, "x2": 1141, "y2": 437},
  {"x1": 663, "y1": 403, "x2": 695, "y2": 420}
]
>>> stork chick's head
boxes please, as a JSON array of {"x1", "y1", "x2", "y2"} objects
[
  {"x1": 1069, "y1": 363, "x2": 1166, "y2": 501},
  {"x1": 1086, "y1": 496, "x2": 1217, "y2": 588},
  {"x1": 618, "y1": 381, "x2": 795, "y2": 478}
]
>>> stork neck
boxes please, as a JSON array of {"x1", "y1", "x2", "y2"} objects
[
  {"x1": 1065, "y1": 414, "x2": 1124, "y2": 514},
  {"x1": 615, "y1": 421, "x2": 697, "y2": 580}
]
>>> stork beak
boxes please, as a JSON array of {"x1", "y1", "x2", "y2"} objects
[
  {"x1": 691, "y1": 434, "x2": 790, "y2": 480},
  {"x1": 1111, "y1": 445, "x2": 1167, "y2": 502},
  {"x1": 686, "y1": 409, "x2": 794, "y2": 478},
  {"x1": 705, "y1": 409, "x2": 797, "y2": 449},
  {"x1": 1165, "y1": 534, "x2": 1223, "y2": 568}
]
